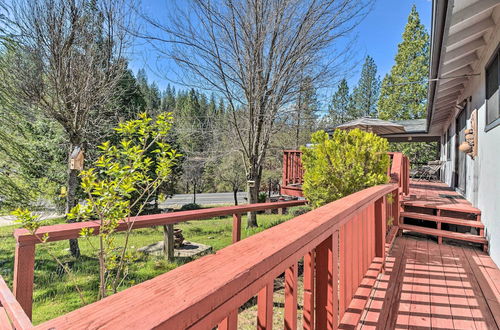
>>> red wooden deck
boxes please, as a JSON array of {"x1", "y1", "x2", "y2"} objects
[
  {"x1": 3, "y1": 155, "x2": 499, "y2": 329},
  {"x1": 404, "y1": 180, "x2": 480, "y2": 214},
  {"x1": 351, "y1": 234, "x2": 500, "y2": 329}
]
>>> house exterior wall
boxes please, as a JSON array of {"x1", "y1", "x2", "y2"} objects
[{"x1": 440, "y1": 29, "x2": 500, "y2": 265}]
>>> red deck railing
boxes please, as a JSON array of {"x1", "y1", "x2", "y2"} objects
[
  {"x1": 281, "y1": 150, "x2": 410, "y2": 199},
  {"x1": 0, "y1": 275, "x2": 32, "y2": 330},
  {"x1": 281, "y1": 150, "x2": 304, "y2": 197},
  {"x1": 32, "y1": 183, "x2": 398, "y2": 329},
  {"x1": 11, "y1": 200, "x2": 306, "y2": 323},
  {"x1": 387, "y1": 152, "x2": 410, "y2": 196},
  {"x1": 3, "y1": 152, "x2": 410, "y2": 329}
]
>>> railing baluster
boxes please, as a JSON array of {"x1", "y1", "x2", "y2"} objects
[
  {"x1": 303, "y1": 251, "x2": 315, "y2": 329},
  {"x1": 360, "y1": 212, "x2": 365, "y2": 283},
  {"x1": 344, "y1": 221, "x2": 353, "y2": 309},
  {"x1": 232, "y1": 214, "x2": 241, "y2": 243},
  {"x1": 362, "y1": 207, "x2": 368, "y2": 275},
  {"x1": 315, "y1": 234, "x2": 337, "y2": 329},
  {"x1": 13, "y1": 243, "x2": 35, "y2": 320},
  {"x1": 339, "y1": 225, "x2": 346, "y2": 318},
  {"x1": 353, "y1": 214, "x2": 360, "y2": 293},
  {"x1": 257, "y1": 282, "x2": 273, "y2": 330},
  {"x1": 332, "y1": 231, "x2": 339, "y2": 328},
  {"x1": 393, "y1": 190, "x2": 400, "y2": 228},
  {"x1": 371, "y1": 203, "x2": 376, "y2": 261},
  {"x1": 375, "y1": 196, "x2": 387, "y2": 261},
  {"x1": 360, "y1": 210, "x2": 364, "y2": 279},
  {"x1": 218, "y1": 310, "x2": 238, "y2": 330},
  {"x1": 284, "y1": 263, "x2": 298, "y2": 330},
  {"x1": 282, "y1": 152, "x2": 287, "y2": 186},
  {"x1": 368, "y1": 205, "x2": 374, "y2": 269}
]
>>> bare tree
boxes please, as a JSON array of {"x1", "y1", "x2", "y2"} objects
[
  {"x1": 3, "y1": 0, "x2": 132, "y2": 256},
  {"x1": 140, "y1": 0, "x2": 371, "y2": 226},
  {"x1": 182, "y1": 157, "x2": 205, "y2": 204}
]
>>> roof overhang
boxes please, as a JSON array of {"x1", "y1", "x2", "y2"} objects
[
  {"x1": 379, "y1": 119, "x2": 441, "y2": 143},
  {"x1": 427, "y1": 0, "x2": 500, "y2": 133}
]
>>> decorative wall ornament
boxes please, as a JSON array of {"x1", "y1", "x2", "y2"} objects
[{"x1": 460, "y1": 109, "x2": 478, "y2": 159}]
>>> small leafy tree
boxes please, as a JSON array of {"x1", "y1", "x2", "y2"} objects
[
  {"x1": 68, "y1": 112, "x2": 181, "y2": 299},
  {"x1": 301, "y1": 129, "x2": 389, "y2": 208}
]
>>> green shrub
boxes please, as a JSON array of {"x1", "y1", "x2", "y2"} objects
[
  {"x1": 258, "y1": 192, "x2": 268, "y2": 203},
  {"x1": 301, "y1": 129, "x2": 389, "y2": 208},
  {"x1": 290, "y1": 205, "x2": 312, "y2": 217},
  {"x1": 180, "y1": 203, "x2": 202, "y2": 211}
]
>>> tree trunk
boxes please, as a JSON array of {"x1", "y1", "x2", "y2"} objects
[
  {"x1": 193, "y1": 181, "x2": 197, "y2": 204},
  {"x1": 66, "y1": 145, "x2": 81, "y2": 258},
  {"x1": 246, "y1": 174, "x2": 261, "y2": 227},
  {"x1": 233, "y1": 189, "x2": 238, "y2": 206}
]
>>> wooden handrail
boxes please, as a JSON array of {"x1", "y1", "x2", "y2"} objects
[
  {"x1": 35, "y1": 184, "x2": 398, "y2": 329},
  {"x1": 14, "y1": 200, "x2": 305, "y2": 244},
  {"x1": 0, "y1": 276, "x2": 32, "y2": 329},
  {"x1": 12, "y1": 199, "x2": 306, "y2": 319},
  {"x1": 388, "y1": 152, "x2": 410, "y2": 195}
]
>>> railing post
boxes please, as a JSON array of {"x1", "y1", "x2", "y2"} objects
[
  {"x1": 163, "y1": 224, "x2": 175, "y2": 261},
  {"x1": 303, "y1": 250, "x2": 315, "y2": 330},
  {"x1": 13, "y1": 242, "x2": 35, "y2": 320},
  {"x1": 282, "y1": 151, "x2": 289, "y2": 188},
  {"x1": 393, "y1": 190, "x2": 400, "y2": 230},
  {"x1": 232, "y1": 214, "x2": 241, "y2": 243},
  {"x1": 257, "y1": 282, "x2": 274, "y2": 330},
  {"x1": 284, "y1": 262, "x2": 298, "y2": 330},
  {"x1": 315, "y1": 233, "x2": 338, "y2": 329},
  {"x1": 218, "y1": 310, "x2": 237, "y2": 330},
  {"x1": 375, "y1": 197, "x2": 386, "y2": 261}
]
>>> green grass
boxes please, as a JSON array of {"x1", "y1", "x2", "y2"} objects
[{"x1": 0, "y1": 211, "x2": 294, "y2": 325}]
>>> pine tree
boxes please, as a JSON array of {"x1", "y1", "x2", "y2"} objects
[
  {"x1": 328, "y1": 79, "x2": 352, "y2": 125},
  {"x1": 378, "y1": 5, "x2": 430, "y2": 120},
  {"x1": 294, "y1": 77, "x2": 318, "y2": 148},
  {"x1": 161, "y1": 84, "x2": 176, "y2": 112},
  {"x1": 351, "y1": 55, "x2": 380, "y2": 117}
]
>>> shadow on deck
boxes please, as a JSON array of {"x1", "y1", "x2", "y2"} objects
[{"x1": 352, "y1": 234, "x2": 500, "y2": 329}]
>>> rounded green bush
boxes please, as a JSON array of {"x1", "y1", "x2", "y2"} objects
[{"x1": 301, "y1": 129, "x2": 389, "y2": 208}]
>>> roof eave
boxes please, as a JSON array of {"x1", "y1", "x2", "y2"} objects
[{"x1": 426, "y1": 0, "x2": 452, "y2": 133}]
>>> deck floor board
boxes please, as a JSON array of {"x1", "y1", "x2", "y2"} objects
[
  {"x1": 403, "y1": 180, "x2": 481, "y2": 214},
  {"x1": 355, "y1": 235, "x2": 500, "y2": 329}
]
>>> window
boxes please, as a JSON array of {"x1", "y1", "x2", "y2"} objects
[
  {"x1": 486, "y1": 49, "x2": 500, "y2": 130},
  {"x1": 446, "y1": 127, "x2": 452, "y2": 161}
]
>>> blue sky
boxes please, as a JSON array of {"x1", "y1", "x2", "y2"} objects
[{"x1": 129, "y1": 0, "x2": 432, "y2": 99}]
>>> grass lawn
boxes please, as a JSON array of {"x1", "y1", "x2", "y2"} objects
[{"x1": 0, "y1": 209, "x2": 297, "y2": 325}]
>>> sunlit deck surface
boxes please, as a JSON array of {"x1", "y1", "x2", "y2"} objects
[
  {"x1": 350, "y1": 234, "x2": 500, "y2": 329},
  {"x1": 403, "y1": 179, "x2": 480, "y2": 214}
]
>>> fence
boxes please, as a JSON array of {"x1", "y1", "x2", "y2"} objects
[
  {"x1": 30, "y1": 184, "x2": 398, "y2": 329},
  {"x1": 281, "y1": 150, "x2": 304, "y2": 197},
  {"x1": 4, "y1": 152, "x2": 410, "y2": 329},
  {"x1": 12, "y1": 200, "x2": 306, "y2": 321}
]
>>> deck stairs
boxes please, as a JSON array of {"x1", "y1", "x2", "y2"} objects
[{"x1": 400, "y1": 199, "x2": 487, "y2": 250}]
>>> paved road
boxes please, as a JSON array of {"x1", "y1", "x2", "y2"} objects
[
  {"x1": 0, "y1": 212, "x2": 62, "y2": 228},
  {"x1": 0, "y1": 192, "x2": 249, "y2": 227},
  {"x1": 160, "y1": 192, "x2": 248, "y2": 207}
]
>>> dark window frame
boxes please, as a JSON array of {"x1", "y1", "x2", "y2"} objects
[{"x1": 485, "y1": 43, "x2": 500, "y2": 132}]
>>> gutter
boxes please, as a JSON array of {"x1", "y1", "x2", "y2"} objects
[{"x1": 426, "y1": 0, "x2": 452, "y2": 132}]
